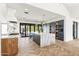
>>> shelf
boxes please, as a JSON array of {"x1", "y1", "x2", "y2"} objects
[{"x1": 55, "y1": 20, "x2": 64, "y2": 41}]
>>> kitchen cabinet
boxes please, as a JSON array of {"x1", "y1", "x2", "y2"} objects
[
  {"x1": 33, "y1": 33, "x2": 55, "y2": 47},
  {"x1": 1, "y1": 37, "x2": 18, "y2": 56},
  {"x1": 56, "y1": 20, "x2": 64, "y2": 41}
]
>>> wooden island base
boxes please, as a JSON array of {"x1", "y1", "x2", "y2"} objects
[{"x1": 1, "y1": 38, "x2": 18, "y2": 56}]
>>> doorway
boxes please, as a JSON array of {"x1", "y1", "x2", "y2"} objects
[
  {"x1": 20, "y1": 23, "x2": 42, "y2": 37},
  {"x1": 73, "y1": 22, "x2": 78, "y2": 39},
  {"x1": 20, "y1": 23, "x2": 35, "y2": 37}
]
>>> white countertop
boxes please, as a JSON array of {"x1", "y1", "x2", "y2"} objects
[
  {"x1": 34, "y1": 32, "x2": 55, "y2": 34},
  {"x1": 1, "y1": 35, "x2": 19, "y2": 39}
]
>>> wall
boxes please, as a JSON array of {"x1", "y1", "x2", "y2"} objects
[
  {"x1": 64, "y1": 17, "x2": 73, "y2": 42},
  {"x1": 0, "y1": 3, "x2": 8, "y2": 56},
  {"x1": 45, "y1": 16, "x2": 65, "y2": 23},
  {"x1": 18, "y1": 19, "x2": 41, "y2": 24},
  {"x1": 0, "y1": 4, "x2": 7, "y2": 55},
  {"x1": 0, "y1": 22, "x2": 1, "y2": 56},
  {"x1": 0, "y1": 4, "x2": 7, "y2": 17},
  {"x1": 0, "y1": 16, "x2": 8, "y2": 39},
  {"x1": 78, "y1": 23, "x2": 79, "y2": 38}
]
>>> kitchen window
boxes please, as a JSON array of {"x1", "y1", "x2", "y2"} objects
[{"x1": 1, "y1": 24, "x2": 8, "y2": 35}]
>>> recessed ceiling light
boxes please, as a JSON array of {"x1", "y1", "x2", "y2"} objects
[{"x1": 25, "y1": 9, "x2": 28, "y2": 11}]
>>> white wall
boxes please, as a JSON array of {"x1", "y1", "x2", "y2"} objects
[
  {"x1": 18, "y1": 19, "x2": 41, "y2": 24},
  {"x1": 0, "y1": 22, "x2": 1, "y2": 56},
  {"x1": 64, "y1": 17, "x2": 79, "y2": 42},
  {"x1": 0, "y1": 3, "x2": 7, "y2": 56},
  {"x1": 6, "y1": 8, "x2": 17, "y2": 21},
  {"x1": 46, "y1": 16, "x2": 65, "y2": 23},
  {"x1": 64, "y1": 17, "x2": 73, "y2": 42},
  {"x1": 0, "y1": 16, "x2": 8, "y2": 40},
  {"x1": 0, "y1": 4, "x2": 7, "y2": 17},
  {"x1": 78, "y1": 23, "x2": 79, "y2": 38}
]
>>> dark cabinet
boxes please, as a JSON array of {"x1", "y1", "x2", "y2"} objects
[
  {"x1": 49, "y1": 20, "x2": 64, "y2": 41},
  {"x1": 33, "y1": 34, "x2": 40, "y2": 46},
  {"x1": 56, "y1": 20, "x2": 64, "y2": 41}
]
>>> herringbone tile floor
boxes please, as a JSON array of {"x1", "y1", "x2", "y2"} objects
[{"x1": 17, "y1": 38, "x2": 79, "y2": 56}]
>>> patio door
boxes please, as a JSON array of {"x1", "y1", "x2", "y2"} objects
[
  {"x1": 20, "y1": 23, "x2": 35, "y2": 37},
  {"x1": 20, "y1": 24, "x2": 26, "y2": 37},
  {"x1": 26, "y1": 25, "x2": 30, "y2": 37}
]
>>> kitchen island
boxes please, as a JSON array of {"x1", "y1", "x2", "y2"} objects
[
  {"x1": 1, "y1": 35, "x2": 18, "y2": 56},
  {"x1": 33, "y1": 33, "x2": 55, "y2": 47}
]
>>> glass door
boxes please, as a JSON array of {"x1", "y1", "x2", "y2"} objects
[
  {"x1": 20, "y1": 23, "x2": 42, "y2": 37},
  {"x1": 20, "y1": 23, "x2": 35, "y2": 37},
  {"x1": 20, "y1": 24, "x2": 26, "y2": 37},
  {"x1": 26, "y1": 25, "x2": 30, "y2": 37}
]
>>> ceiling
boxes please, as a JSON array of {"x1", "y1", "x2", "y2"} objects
[
  {"x1": 64, "y1": 3, "x2": 79, "y2": 19},
  {"x1": 6, "y1": 3, "x2": 63, "y2": 22}
]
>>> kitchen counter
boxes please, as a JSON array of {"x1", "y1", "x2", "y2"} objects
[
  {"x1": 33, "y1": 33, "x2": 55, "y2": 47},
  {"x1": 1, "y1": 35, "x2": 18, "y2": 56},
  {"x1": 1, "y1": 35, "x2": 19, "y2": 39}
]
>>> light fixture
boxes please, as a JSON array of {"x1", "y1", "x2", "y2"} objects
[
  {"x1": 25, "y1": 9, "x2": 28, "y2": 11},
  {"x1": 41, "y1": 14, "x2": 46, "y2": 32},
  {"x1": 24, "y1": 8, "x2": 29, "y2": 14},
  {"x1": 24, "y1": 12, "x2": 29, "y2": 14}
]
